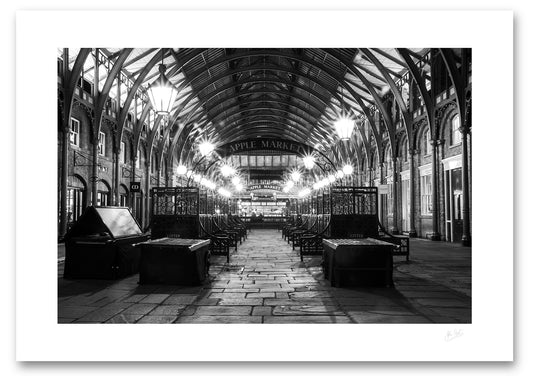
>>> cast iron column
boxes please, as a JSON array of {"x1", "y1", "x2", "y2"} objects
[
  {"x1": 131, "y1": 154, "x2": 137, "y2": 216},
  {"x1": 113, "y1": 144, "x2": 120, "y2": 205},
  {"x1": 91, "y1": 135, "x2": 99, "y2": 206},
  {"x1": 461, "y1": 127, "x2": 472, "y2": 246},
  {"x1": 144, "y1": 158, "x2": 151, "y2": 229},
  {"x1": 391, "y1": 157, "x2": 399, "y2": 234},
  {"x1": 430, "y1": 140, "x2": 441, "y2": 240},
  {"x1": 59, "y1": 126, "x2": 69, "y2": 237},
  {"x1": 408, "y1": 148, "x2": 418, "y2": 237}
]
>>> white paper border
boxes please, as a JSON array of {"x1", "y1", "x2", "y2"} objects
[{"x1": 16, "y1": 10, "x2": 513, "y2": 362}]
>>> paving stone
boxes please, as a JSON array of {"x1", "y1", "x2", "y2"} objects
[
  {"x1": 259, "y1": 287, "x2": 295, "y2": 293},
  {"x1": 218, "y1": 298, "x2": 263, "y2": 306},
  {"x1": 246, "y1": 292, "x2": 275, "y2": 298},
  {"x1": 136, "y1": 315, "x2": 177, "y2": 324},
  {"x1": 191, "y1": 298, "x2": 220, "y2": 306},
  {"x1": 193, "y1": 306, "x2": 253, "y2": 316},
  {"x1": 139, "y1": 294, "x2": 170, "y2": 304},
  {"x1": 162, "y1": 294, "x2": 197, "y2": 305},
  {"x1": 263, "y1": 316, "x2": 353, "y2": 324},
  {"x1": 223, "y1": 288, "x2": 260, "y2": 293},
  {"x1": 289, "y1": 291, "x2": 334, "y2": 298},
  {"x1": 121, "y1": 304, "x2": 157, "y2": 315},
  {"x1": 105, "y1": 314, "x2": 143, "y2": 323},
  {"x1": 272, "y1": 305, "x2": 346, "y2": 316},
  {"x1": 209, "y1": 292, "x2": 247, "y2": 299},
  {"x1": 58, "y1": 318, "x2": 77, "y2": 323},
  {"x1": 149, "y1": 305, "x2": 187, "y2": 316},
  {"x1": 121, "y1": 294, "x2": 148, "y2": 303},
  {"x1": 175, "y1": 316, "x2": 262, "y2": 324},
  {"x1": 346, "y1": 312, "x2": 432, "y2": 324},
  {"x1": 264, "y1": 298, "x2": 338, "y2": 306},
  {"x1": 252, "y1": 306, "x2": 273, "y2": 316},
  {"x1": 76, "y1": 303, "x2": 131, "y2": 323},
  {"x1": 58, "y1": 305, "x2": 99, "y2": 319},
  {"x1": 414, "y1": 298, "x2": 470, "y2": 308}
]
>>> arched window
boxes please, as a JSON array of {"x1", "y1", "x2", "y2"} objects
[
  {"x1": 120, "y1": 141, "x2": 127, "y2": 164},
  {"x1": 69, "y1": 118, "x2": 81, "y2": 147},
  {"x1": 451, "y1": 114, "x2": 461, "y2": 145},
  {"x1": 424, "y1": 128, "x2": 432, "y2": 155}
]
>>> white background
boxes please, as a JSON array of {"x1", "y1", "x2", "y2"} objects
[{"x1": 3, "y1": 0, "x2": 531, "y2": 374}]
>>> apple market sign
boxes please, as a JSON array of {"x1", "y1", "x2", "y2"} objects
[
  {"x1": 248, "y1": 184, "x2": 282, "y2": 192},
  {"x1": 218, "y1": 138, "x2": 313, "y2": 157}
]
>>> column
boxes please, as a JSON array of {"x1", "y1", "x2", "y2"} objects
[
  {"x1": 131, "y1": 153, "x2": 137, "y2": 216},
  {"x1": 113, "y1": 144, "x2": 120, "y2": 205},
  {"x1": 91, "y1": 133, "x2": 99, "y2": 206},
  {"x1": 59, "y1": 126, "x2": 69, "y2": 237},
  {"x1": 368, "y1": 167, "x2": 373, "y2": 187},
  {"x1": 461, "y1": 127, "x2": 471, "y2": 246},
  {"x1": 59, "y1": 48, "x2": 69, "y2": 237},
  {"x1": 144, "y1": 158, "x2": 151, "y2": 229},
  {"x1": 408, "y1": 148, "x2": 418, "y2": 237},
  {"x1": 391, "y1": 157, "x2": 399, "y2": 234},
  {"x1": 430, "y1": 140, "x2": 441, "y2": 241}
]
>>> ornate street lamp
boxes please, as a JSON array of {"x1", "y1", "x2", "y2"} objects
[
  {"x1": 334, "y1": 116, "x2": 356, "y2": 140},
  {"x1": 334, "y1": 79, "x2": 355, "y2": 141},
  {"x1": 147, "y1": 49, "x2": 178, "y2": 116}
]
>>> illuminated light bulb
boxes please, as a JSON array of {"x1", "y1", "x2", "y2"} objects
[
  {"x1": 298, "y1": 188, "x2": 311, "y2": 197},
  {"x1": 286, "y1": 180, "x2": 294, "y2": 189},
  {"x1": 291, "y1": 170, "x2": 301, "y2": 182},
  {"x1": 303, "y1": 155, "x2": 315, "y2": 169},
  {"x1": 342, "y1": 164, "x2": 354, "y2": 175},
  {"x1": 235, "y1": 183, "x2": 243, "y2": 192},
  {"x1": 336, "y1": 170, "x2": 345, "y2": 179},
  {"x1": 199, "y1": 141, "x2": 214, "y2": 156},
  {"x1": 193, "y1": 174, "x2": 202, "y2": 182},
  {"x1": 176, "y1": 165, "x2": 187, "y2": 175},
  {"x1": 221, "y1": 164, "x2": 235, "y2": 177},
  {"x1": 186, "y1": 170, "x2": 193, "y2": 178},
  {"x1": 334, "y1": 116, "x2": 355, "y2": 140},
  {"x1": 231, "y1": 176, "x2": 240, "y2": 185},
  {"x1": 328, "y1": 174, "x2": 336, "y2": 183}
]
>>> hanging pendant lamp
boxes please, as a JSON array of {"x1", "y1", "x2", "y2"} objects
[
  {"x1": 334, "y1": 70, "x2": 355, "y2": 141},
  {"x1": 147, "y1": 49, "x2": 178, "y2": 116}
]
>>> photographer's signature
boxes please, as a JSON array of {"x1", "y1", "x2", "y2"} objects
[{"x1": 445, "y1": 329, "x2": 464, "y2": 342}]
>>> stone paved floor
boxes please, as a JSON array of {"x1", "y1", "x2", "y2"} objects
[{"x1": 58, "y1": 229, "x2": 471, "y2": 324}]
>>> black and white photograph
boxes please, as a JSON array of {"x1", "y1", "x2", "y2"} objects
[
  {"x1": 13, "y1": 8, "x2": 518, "y2": 364},
  {"x1": 56, "y1": 47, "x2": 473, "y2": 325}
]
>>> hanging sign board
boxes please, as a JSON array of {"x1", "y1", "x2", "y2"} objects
[
  {"x1": 218, "y1": 138, "x2": 313, "y2": 156},
  {"x1": 248, "y1": 184, "x2": 282, "y2": 192},
  {"x1": 130, "y1": 182, "x2": 141, "y2": 193}
]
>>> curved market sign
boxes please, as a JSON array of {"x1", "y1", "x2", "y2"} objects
[
  {"x1": 247, "y1": 184, "x2": 282, "y2": 192},
  {"x1": 218, "y1": 138, "x2": 314, "y2": 157}
]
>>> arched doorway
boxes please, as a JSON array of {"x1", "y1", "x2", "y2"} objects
[
  {"x1": 97, "y1": 179, "x2": 111, "y2": 206},
  {"x1": 119, "y1": 184, "x2": 129, "y2": 207},
  {"x1": 67, "y1": 174, "x2": 86, "y2": 226}
]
